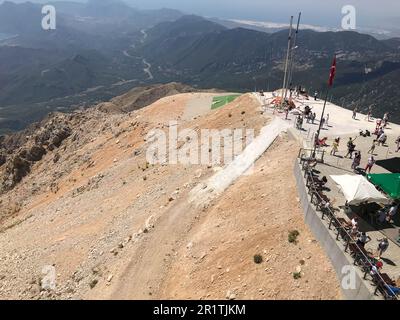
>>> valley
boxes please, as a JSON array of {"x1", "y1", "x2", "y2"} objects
[{"x1": 1, "y1": 2, "x2": 400, "y2": 134}]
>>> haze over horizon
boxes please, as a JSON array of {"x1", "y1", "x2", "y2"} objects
[{"x1": 3, "y1": 0, "x2": 400, "y2": 33}]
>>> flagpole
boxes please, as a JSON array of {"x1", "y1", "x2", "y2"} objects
[
  {"x1": 312, "y1": 55, "x2": 336, "y2": 159},
  {"x1": 312, "y1": 88, "x2": 330, "y2": 158}
]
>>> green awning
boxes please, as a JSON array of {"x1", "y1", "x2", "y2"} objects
[{"x1": 367, "y1": 173, "x2": 400, "y2": 200}]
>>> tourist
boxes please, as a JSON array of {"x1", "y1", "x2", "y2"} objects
[
  {"x1": 376, "y1": 259, "x2": 384, "y2": 270},
  {"x1": 311, "y1": 112, "x2": 316, "y2": 124},
  {"x1": 387, "y1": 203, "x2": 399, "y2": 223},
  {"x1": 304, "y1": 105, "x2": 311, "y2": 122},
  {"x1": 366, "y1": 107, "x2": 372, "y2": 122},
  {"x1": 314, "y1": 91, "x2": 318, "y2": 101},
  {"x1": 351, "y1": 225, "x2": 359, "y2": 239},
  {"x1": 330, "y1": 137, "x2": 340, "y2": 156},
  {"x1": 350, "y1": 217, "x2": 359, "y2": 238},
  {"x1": 326, "y1": 113, "x2": 330, "y2": 127},
  {"x1": 376, "y1": 126, "x2": 384, "y2": 137},
  {"x1": 356, "y1": 232, "x2": 371, "y2": 248},
  {"x1": 351, "y1": 151, "x2": 361, "y2": 171},
  {"x1": 345, "y1": 137, "x2": 356, "y2": 159},
  {"x1": 395, "y1": 136, "x2": 400, "y2": 153},
  {"x1": 351, "y1": 217, "x2": 359, "y2": 229},
  {"x1": 321, "y1": 117, "x2": 326, "y2": 128},
  {"x1": 376, "y1": 238, "x2": 389, "y2": 259},
  {"x1": 375, "y1": 119, "x2": 382, "y2": 134},
  {"x1": 377, "y1": 132, "x2": 387, "y2": 146},
  {"x1": 317, "y1": 137, "x2": 328, "y2": 147},
  {"x1": 378, "y1": 209, "x2": 387, "y2": 224},
  {"x1": 296, "y1": 115, "x2": 303, "y2": 130},
  {"x1": 370, "y1": 264, "x2": 379, "y2": 279},
  {"x1": 365, "y1": 155, "x2": 375, "y2": 173},
  {"x1": 383, "y1": 112, "x2": 389, "y2": 127},
  {"x1": 368, "y1": 140, "x2": 377, "y2": 154},
  {"x1": 352, "y1": 107, "x2": 357, "y2": 120}
]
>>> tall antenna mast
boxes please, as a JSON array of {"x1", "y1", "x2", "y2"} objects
[
  {"x1": 280, "y1": 16, "x2": 293, "y2": 109},
  {"x1": 287, "y1": 12, "x2": 301, "y2": 94}
]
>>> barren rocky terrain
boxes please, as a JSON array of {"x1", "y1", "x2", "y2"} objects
[{"x1": 0, "y1": 84, "x2": 341, "y2": 300}]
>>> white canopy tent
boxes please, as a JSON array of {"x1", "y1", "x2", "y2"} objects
[{"x1": 330, "y1": 175, "x2": 390, "y2": 205}]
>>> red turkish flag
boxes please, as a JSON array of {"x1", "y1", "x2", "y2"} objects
[{"x1": 328, "y1": 55, "x2": 336, "y2": 87}]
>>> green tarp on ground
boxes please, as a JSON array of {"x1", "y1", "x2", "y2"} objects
[
  {"x1": 367, "y1": 173, "x2": 400, "y2": 200},
  {"x1": 211, "y1": 95, "x2": 241, "y2": 110}
]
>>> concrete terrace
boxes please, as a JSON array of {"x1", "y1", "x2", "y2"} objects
[{"x1": 254, "y1": 91, "x2": 400, "y2": 291}]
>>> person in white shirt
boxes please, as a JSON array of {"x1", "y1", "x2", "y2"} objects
[
  {"x1": 351, "y1": 217, "x2": 359, "y2": 228},
  {"x1": 378, "y1": 133, "x2": 387, "y2": 146},
  {"x1": 365, "y1": 155, "x2": 375, "y2": 173}
]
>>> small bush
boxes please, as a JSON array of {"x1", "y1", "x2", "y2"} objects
[
  {"x1": 253, "y1": 254, "x2": 263, "y2": 264},
  {"x1": 288, "y1": 230, "x2": 300, "y2": 244},
  {"x1": 293, "y1": 272, "x2": 302, "y2": 280}
]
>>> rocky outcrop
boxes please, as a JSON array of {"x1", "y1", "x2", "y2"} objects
[
  {"x1": 0, "y1": 114, "x2": 72, "y2": 193},
  {"x1": 0, "y1": 153, "x2": 6, "y2": 166},
  {"x1": 99, "y1": 82, "x2": 196, "y2": 113}
]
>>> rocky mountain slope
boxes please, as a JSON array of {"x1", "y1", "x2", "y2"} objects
[{"x1": 0, "y1": 83, "x2": 341, "y2": 300}]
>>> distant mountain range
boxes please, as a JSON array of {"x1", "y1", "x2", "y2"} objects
[
  {"x1": 0, "y1": 0, "x2": 399, "y2": 134},
  {"x1": 211, "y1": 18, "x2": 400, "y2": 40}
]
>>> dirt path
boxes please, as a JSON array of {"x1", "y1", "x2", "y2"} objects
[{"x1": 108, "y1": 199, "x2": 201, "y2": 299}]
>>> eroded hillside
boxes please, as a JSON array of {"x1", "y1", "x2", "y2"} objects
[{"x1": 0, "y1": 86, "x2": 341, "y2": 300}]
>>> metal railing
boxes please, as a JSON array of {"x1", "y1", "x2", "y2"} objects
[
  {"x1": 298, "y1": 148, "x2": 326, "y2": 164},
  {"x1": 299, "y1": 156, "x2": 398, "y2": 300}
]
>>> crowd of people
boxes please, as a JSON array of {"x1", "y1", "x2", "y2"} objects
[
  {"x1": 302, "y1": 156, "x2": 400, "y2": 299},
  {"x1": 298, "y1": 105, "x2": 400, "y2": 298},
  {"x1": 308, "y1": 112, "x2": 399, "y2": 176}
]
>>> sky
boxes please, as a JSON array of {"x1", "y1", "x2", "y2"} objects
[
  {"x1": 5, "y1": 0, "x2": 400, "y2": 31},
  {"x1": 124, "y1": 0, "x2": 400, "y2": 31}
]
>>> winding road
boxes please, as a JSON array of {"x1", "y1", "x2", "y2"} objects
[
  {"x1": 142, "y1": 58, "x2": 154, "y2": 80},
  {"x1": 122, "y1": 29, "x2": 153, "y2": 80}
]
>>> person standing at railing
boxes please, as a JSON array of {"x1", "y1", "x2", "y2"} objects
[
  {"x1": 356, "y1": 232, "x2": 371, "y2": 248},
  {"x1": 386, "y1": 203, "x2": 398, "y2": 223}
]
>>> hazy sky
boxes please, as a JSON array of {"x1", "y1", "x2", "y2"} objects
[
  {"x1": 4, "y1": 0, "x2": 400, "y2": 30},
  {"x1": 125, "y1": 0, "x2": 400, "y2": 30}
]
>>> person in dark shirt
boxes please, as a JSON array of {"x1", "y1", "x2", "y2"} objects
[{"x1": 356, "y1": 232, "x2": 371, "y2": 248}]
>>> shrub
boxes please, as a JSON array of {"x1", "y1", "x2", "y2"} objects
[
  {"x1": 288, "y1": 230, "x2": 300, "y2": 244},
  {"x1": 293, "y1": 272, "x2": 302, "y2": 280},
  {"x1": 253, "y1": 254, "x2": 263, "y2": 264}
]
